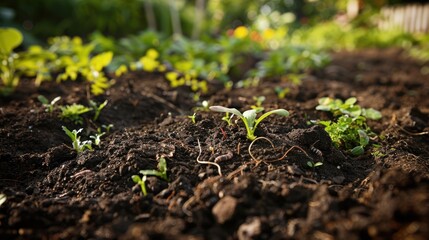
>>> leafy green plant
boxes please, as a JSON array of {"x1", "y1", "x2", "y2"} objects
[
  {"x1": 210, "y1": 106, "x2": 289, "y2": 140},
  {"x1": 38, "y1": 95, "x2": 61, "y2": 113},
  {"x1": 60, "y1": 104, "x2": 92, "y2": 124},
  {"x1": 62, "y1": 126, "x2": 93, "y2": 153},
  {"x1": 316, "y1": 97, "x2": 382, "y2": 119},
  {"x1": 132, "y1": 157, "x2": 169, "y2": 196},
  {"x1": 0, "y1": 28, "x2": 23, "y2": 95},
  {"x1": 316, "y1": 97, "x2": 382, "y2": 155},
  {"x1": 89, "y1": 100, "x2": 108, "y2": 121}
]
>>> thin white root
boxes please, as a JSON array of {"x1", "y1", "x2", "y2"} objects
[
  {"x1": 196, "y1": 139, "x2": 222, "y2": 176},
  {"x1": 248, "y1": 136, "x2": 311, "y2": 162}
]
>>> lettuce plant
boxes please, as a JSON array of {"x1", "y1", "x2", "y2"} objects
[{"x1": 210, "y1": 106, "x2": 289, "y2": 140}]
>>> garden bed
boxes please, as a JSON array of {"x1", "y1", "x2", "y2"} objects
[{"x1": 1, "y1": 48, "x2": 428, "y2": 239}]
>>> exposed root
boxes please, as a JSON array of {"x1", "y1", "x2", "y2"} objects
[
  {"x1": 182, "y1": 196, "x2": 196, "y2": 217},
  {"x1": 248, "y1": 137, "x2": 311, "y2": 163},
  {"x1": 396, "y1": 124, "x2": 429, "y2": 136},
  {"x1": 196, "y1": 139, "x2": 222, "y2": 176}
]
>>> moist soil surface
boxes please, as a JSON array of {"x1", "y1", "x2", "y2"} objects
[{"x1": 1, "y1": 48, "x2": 428, "y2": 240}]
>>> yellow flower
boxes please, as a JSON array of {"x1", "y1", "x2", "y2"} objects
[
  {"x1": 262, "y1": 28, "x2": 275, "y2": 40},
  {"x1": 140, "y1": 56, "x2": 159, "y2": 72},
  {"x1": 115, "y1": 65, "x2": 128, "y2": 77},
  {"x1": 234, "y1": 26, "x2": 249, "y2": 39},
  {"x1": 146, "y1": 48, "x2": 159, "y2": 59}
]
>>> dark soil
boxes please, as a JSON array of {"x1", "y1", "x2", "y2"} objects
[{"x1": 1, "y1": 48, "x2": 428, "y2": 239}]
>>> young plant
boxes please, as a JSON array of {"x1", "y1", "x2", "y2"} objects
[
  {"x1": 307, "y1": 161, "x2": 323, "y2": 168},
  {"x1": 210, "y1": 106, "x2": 289, "y2": 140},
  {"x1": 38, "y1": 95, "x2": 61, "y2": 113},
  {"x1": 60, "y1": 103, "x2": 92, "y2": 124},
  {"x1": 89, "y1": 100, "x2": 108, "y2": 121},
  {"x1": 221, "y1": 112, "x2": 233, "y2": 126},
  {"x1": 316, "y1": 97, "x2": 381, "y2": 155},
  {"x1": 188, "y1": 112, "x2": 197, "y2": 124},
  {"x1": 90, "y1": 132, "x2": 105, "y2": 146},
  {"x1": 0, "y1": 28, "x2": 23, "y2": 95},
  {"x1": 101, "y1": 124, "x2": 114, "y2": 133},
  {"x1": 251, "y1": 96, "x2": 265, "y2": 111},
  {"x1": 316, "y1": 97, "x2": 382, "y2": 120},
  {"x1": 132, "y1": 157, "x2": 169, "y2": 196},
  {"x1": 62, "y1": 126, "x2": 93, "y2": 153},
  {"x1": 131, "y1": 175, "x2": 148, "y2": 196}
]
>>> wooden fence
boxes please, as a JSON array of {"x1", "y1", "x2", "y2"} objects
[{"x1": 378, "y1": 4, "x2": 429, "y2": 33}]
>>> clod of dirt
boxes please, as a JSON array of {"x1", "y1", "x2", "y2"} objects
[
  {"x1": 237, "y1": 218, "x2": 262, "y2": 240},
  {"x1": 212, "y1": 195, "x2": 238, "y2": 224},
  {"x1": 286, "y1": 125, "x2": 346, "y2": 164}
]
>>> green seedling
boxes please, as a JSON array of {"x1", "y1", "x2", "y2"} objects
[
  {"x1": 221, "y1": 112, "x2": 233, "y2": 126},
  {"x1": 38, "y1": 95, "x2": 61, "y2": 113},
  {"x1": 210, "y1": 106, "x2": 289, "y2": 140},
  {"x1": 188, "y1": 112, "x2": 196, "y2": 124},
  {"x1": 132, "y1": 157, "x2": 169, "y2": 196},
  {"x1": 90, "y1": 132, "x2": 105, "y2": 146},
  {"x1": 62, "y1": 126, "x2": 93, "y2": 153},
  {"x1": 101, "y1": 124, "x2": 114, "y2": 133},
  {"x1": 307, "y1": 161, "x2": 323, "y2": 168},
  {"x1": 316, "y1": 97, "x2": 381, "y2": 120},
  {"x1": 89, "y1": 100, "x2": 108, "y2": 121},
  {"x1": 60, "y1": 104, "x2": 92, "y2": 124},
  {"x1": 316, "y1": 97, "x2": 381, "y2": 155},
  {"x1": 0, "y1": 193, "x2": 6, "y2": 206},
  {"x1": 251, "y1": 96, "x2": 266, "y2": 111},
  {"x1": 131, "y1": 175, "x2": 148, "y2": 196}
]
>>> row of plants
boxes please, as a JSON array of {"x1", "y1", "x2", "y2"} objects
[
  {"x1": 1, "y1": 25, "x2": 330, "y2": 97},
  {"x1": 0, "y1": 28, "x2": 113, "y2": 96},
  {"x1": 290, "y1": 21, "x2": 429, "y2": 63}
]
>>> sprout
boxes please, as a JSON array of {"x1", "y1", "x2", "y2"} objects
[{"x1": 210, "y1": 106, "x2": 289, "y2": 140}]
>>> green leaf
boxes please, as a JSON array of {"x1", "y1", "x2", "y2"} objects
[
  {"x1": 358, "y1": 129, "x2": 369, "y2": 147},
  {"x1": 90, "y1": 51, "x2": 113, "y2": 71},
  {"x1": 363, "y1": 108, "x2": 382, "y2": 120},
  {"x1": 314, "y1": 162, "x2": 323, "y2": 167},
  {"x1": 209, "y1": 106, "x2": 243, "y2": 117},
  {"x1": 351, "y1": 146, "x2": 364, "y2": 156},
  {"x1": 0, "y1": 28, "x2": 23, "y2": 54},
  {"x1": 243, "y1": 110, "x2": 257, "y2": 129},
  {"x1": 345, "y1": 97, "x2": 357, "y2": 105},
  {"x1": 37, "y1": 95, "x2": 49, "y2": 104},
  {"x1": 131, "y1": 175, "x2": 141, "y2": 183}
]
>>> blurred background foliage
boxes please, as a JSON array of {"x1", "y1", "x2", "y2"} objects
[{"x1": 1, "y1": 0, "x2": 423, "y2": 47}]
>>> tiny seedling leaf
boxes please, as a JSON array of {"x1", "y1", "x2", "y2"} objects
[
  {"x1": 351, "y1": 146, "x2": 364, "y2": 156},
  {"x1": 209, "y1": 106, "x2": 243, "y2": 117},
  {"x1": 363, "y1": 108, "x2": 382, "y2": 120}
]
